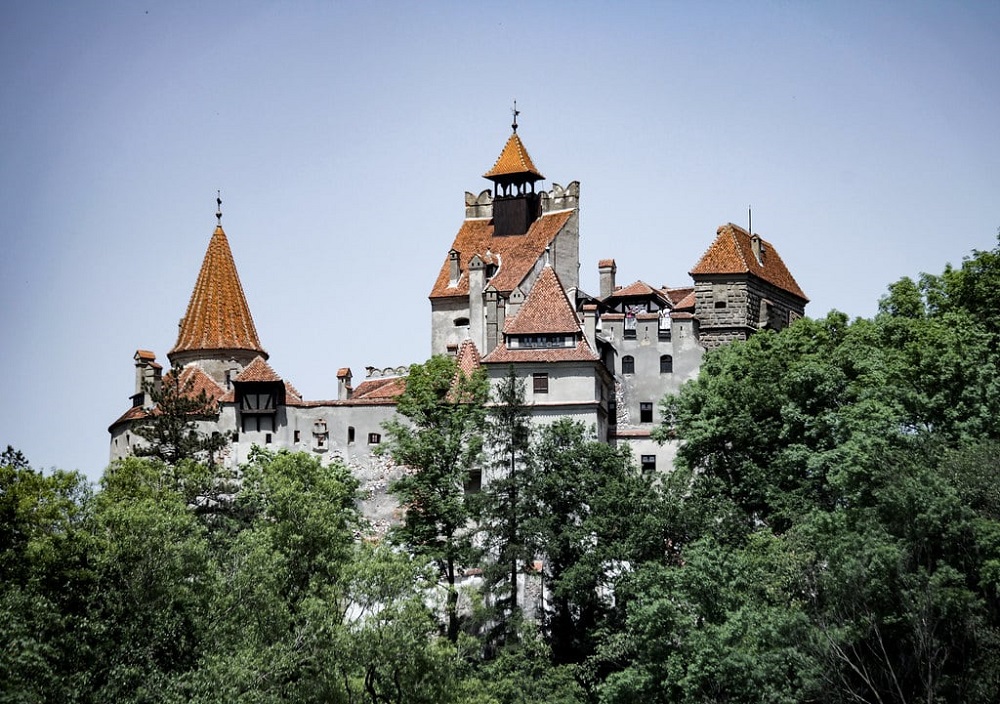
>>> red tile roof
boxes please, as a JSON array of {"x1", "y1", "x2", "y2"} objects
[
  {"x1": 174, "y1": 365, "x2": 227, "y2": 404},
  {"x1": 598, "y1": 258, "x2": 616, "y2": 269},
  {"x1": 234, "y1": 355, "x2": 282, "y2": 383},
  {"x1": 605, "y1": 280, "x2": 665, "y2": 301},
  {"x1": 455, "y1": 338, "x2": 482, "y2": 378},
  {"x1": 672, "y1": 290, "x2": 696, "y2": 310},
  {"x1": 503, "y1": 266, "x2": 581, "y2": 335},
  {"x1": 663, "y1": 286, "x2": 694, "y2": 306},
  {"x1": 429, "y1": 209, "x2": 574, "y2": 299},
  {"x1": 483, "y1": 132, "x2": 544, "y2": 181},
  {"x1": 351, "y1": 376, "x2": 407, "y2": 401},
  {"x1": 484, "y1": 265, "x2": 599, "y2": 364},
  {"x1": 690, "y1": 223, "x2": 808, "y2": 301},
  {"x1": 483, "y1": 339, "x2": 599, "y2": 364},
  {"x1": 169, "y1": 225, "x2": 268, "y2": 358}
]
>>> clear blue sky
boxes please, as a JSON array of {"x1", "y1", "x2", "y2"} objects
[{"x1": 2, "y1": 1, "x2": 998, "y2": 481}]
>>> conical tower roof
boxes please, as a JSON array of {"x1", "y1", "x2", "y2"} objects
[
  {"x1": 169, "y1": 225, "x2": 267, "y2": 360},
  {"x1": 483, "y1": 132, "x2": 544, "y2": 183}
]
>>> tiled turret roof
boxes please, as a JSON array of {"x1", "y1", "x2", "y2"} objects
[
  {"x1": 169, "y1": 225, "x2": 267, "y2": 359},
  {"x1": 483, "y1": 132, "x2": 544, "y2": 182},
  {"x1": 690, "y1": 223, "x2": 808, "y2": 301}
]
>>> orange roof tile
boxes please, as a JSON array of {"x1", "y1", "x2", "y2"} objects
[
  {"x1": 598, "y1": 258, "x2": 616, "y2": 269},
  {"x1": 173, "y1": 365, "x2": 227, "y2": 405},
  {"x1": 605, "y1": 280, "x2": 666, "y2": 301},
  {"x1": 482, "y1": 339, "x2": 599, "y2": 364},
  {"x1": 690, "y1": 223, "x2": 808, "y2": 301},
  {"x1": 672, "y1": 290, "x2": 696, "y2": 310},
  {"x1": 455, "y1": 338, "x2": 482, "y2": 378},
  {"x1": 663, "y1": 286, "x2": 694, "y2": 306},
  {"x1": 483, "y1": 132, "x2": 544, "y2": 181},
  {"x1": 351, "y1": 376, "x2": 407, "y2": 401},
  {"x1": 429, "y1": 210, "x2": 574, "y2": 299},
  {"x1": 503, "y1": 265, "x2": 581, "y2": 335},
  {"x1": 135, "y1": 349, "x2": 156, "y2": 361},
  {"x1": 170, "y1": 225, "x2": 268, "y2": 358},
  {"x1": 234, "y1": 356, "x2": 282, "y2": 383}
]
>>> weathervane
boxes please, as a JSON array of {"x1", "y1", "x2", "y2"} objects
[
  {"x1": 511, "y1": 100, "x2": 520, "y2": 132},
  {"x1": 216, "y1": 190, "x2": 222, "y2": 225}
]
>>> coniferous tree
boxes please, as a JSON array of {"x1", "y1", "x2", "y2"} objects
[{"x1": 132, "y1": 362, "x2": 229, "y2": 465}]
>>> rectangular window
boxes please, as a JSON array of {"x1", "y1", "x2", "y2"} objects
[
  {"x1": 265, "y1": 433, "x2": 272, "y2": 444},
  {"x1": 622, "y1": 356, "x2": 635, "y2": 375},
  {"x1": 640, "y1": 402, "x2": 654, "y2": 423},
  {"x1": 533, "y1": 372, "x2": 549, "y2": 394},
  {"x1": 641, "y1": 455, "x2": 657, "y2": 471},
  {"x1": 294, "y1": 430, "x2": 300, "y2": 443},
  {"x1": 368, "y1": 432, "x2": 381, "y2": 445},
  {"x1": 348, "y1": 426, "x2": 355, "y2": 444}
]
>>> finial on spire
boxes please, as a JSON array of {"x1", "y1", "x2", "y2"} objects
[
  {"x1": 216, "y1": 191, "x2": 222, "y2": 225},
  {"x1": 511, "y1": 100, "x2": 520, "y2": 133}
]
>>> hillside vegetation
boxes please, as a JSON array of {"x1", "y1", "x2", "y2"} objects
[{"x1": 4, "y1": 236, "x2": 1000, "y2": 703}]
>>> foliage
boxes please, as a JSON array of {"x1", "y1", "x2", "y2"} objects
[
  {"x1": 477, "y1": 366, "x2": 534, "y2": 646},
  {"x1": 132, "y1": 362, "x2": 229, "y2": 464},
  {"x1": 381, "y1": 355, "x2": 488, "y2": 641}
]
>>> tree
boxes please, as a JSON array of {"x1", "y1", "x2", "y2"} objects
[
  {"x1": 477, "y1": 366, "x2": 534, "y2": 647},
  {"x1": 381, "y1": 355, "x2": 489, "y2": 642},
  {"x1": 526, "y1": 419, "x2": 662, "y2": 665},
  {"x1": 132, "y1": 362, "x2": 229, "y2": 465},
  {"x1": 0, "y1": 452, "x2": 95, "y2": 703}
]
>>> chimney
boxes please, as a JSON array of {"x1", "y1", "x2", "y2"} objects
[
  {"x1": 133, "y1": 350, "x2": 161, "y2": 408},
  {"x1": 582, "y1": 304, "x2": 598, "y2": 351},
  {"x1": 448, "y1": 249, "x2": 461, "y2": 287},
  {"x1": 336, "y1": 367, "x2": 353, "y2": 401},
  {"x1": 750, "y1": 235, "x2": 766, "y2": 266},
  {"x1": 598, "y1": 259, "x2": 617, "y2": 299}
]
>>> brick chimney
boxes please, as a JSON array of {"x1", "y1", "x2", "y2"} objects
[{"x1": 598, "y1": 259, "x2": 617, "y2": 299}]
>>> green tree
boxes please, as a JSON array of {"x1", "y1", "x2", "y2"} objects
[
  {"x1": 381, "y1": 355, "x2": 488, "y2": 642},
  {"x1": 0, "y1": 452, "x2": 95, "y2": 704},
  {"x1": 527, "y1": 419, "x2": 662, "y2": 665},
  {"x1": 132, "y1": 362, "x2": 229, "y2": 464},
  {"x1": 478, "y1": 366, "x2": 534, "y2": 646}
]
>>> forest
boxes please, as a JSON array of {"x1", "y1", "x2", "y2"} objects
[{"x1": 4, "y1": 236, "x2": 1000, "y2": 703}]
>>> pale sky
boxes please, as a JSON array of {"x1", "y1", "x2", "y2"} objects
[{"x1": 2, "y1": 1, "x2": 998, "y2": 481}]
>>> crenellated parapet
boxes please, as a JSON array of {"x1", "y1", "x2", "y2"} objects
[
  {"x1": 465, "y1": 190, "x2": 493, "y2": 219},
  {"x1": 364, "y1": 365, "x2": 410, "y2": 379},
  {"x1": 539, "y1": 181, "x2": 579, "y2": 213},
  {"x1": 463, "y1": 181, "x2": 579, "y2": 220}
]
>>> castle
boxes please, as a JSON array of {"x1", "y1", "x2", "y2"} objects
[{"x1": 109, "y1": 123, "x2": 807, "y2": 507}]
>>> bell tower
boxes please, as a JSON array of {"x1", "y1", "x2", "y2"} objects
[{"x1": 482, "y1": 104, "x2": 545, "y2": 236}]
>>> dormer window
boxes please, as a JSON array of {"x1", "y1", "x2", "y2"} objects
[{"x1": 508, "y1": 335, "x2": 574, "y2": 349}]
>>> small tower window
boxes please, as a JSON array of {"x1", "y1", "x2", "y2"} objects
[
  {"x1": 641, "y1": 455, "x2": 657, "y2": 471},
  {"x1": 368, "y1": 432, "x2": 381, "y2": 445},
  {"x1": 348, "y1": 426, "x2": 355, "y2": 444},
  {"x1": 454, "y1": 317, "x2": 470, "y2": 327},
  {"x1": 622, "y1": 356, "x2": 635, "y2": 375},
  {"x1": 640, "y1": 402, "x2": 654, "y2": 423},
  {"x1": 660, "y1": 355, "x2": 673, "y2": 374}
]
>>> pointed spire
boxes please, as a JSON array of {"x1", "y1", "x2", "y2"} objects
[
  {"x1": 484, "y1": 105, "x2": 543, "y2": 183},
  {"x1": 168, "y1": 205, "x2": 267, "y2": 362}
]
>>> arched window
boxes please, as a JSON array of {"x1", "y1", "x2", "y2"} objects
[
  {"x1": 622, "y1": 355, "x2": 635, "y2": 375},
  {"x1": 660, "y1": 354, "x2": 673, "y2": 374}
]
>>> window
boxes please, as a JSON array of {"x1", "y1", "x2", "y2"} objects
[
  {"x1": 641, "y1": 455, "x2": 657, "y2": 471},
  {"x1": 714, "y1": 300, "x2": 727, "y2": 309},
  {"x1": 608, "y1": 401, "x2": 617, "y2": 425},
  {"x1": 533, "y1": 372, "x2": 549, "y2": 394},
  {"x1": 622, "y1": 355, "x2": 635, "y2": 375},
  {"x1": 640, "y1": 402, "x2": 654, "y2": 423},
  {"x1": 454, "y1": 317, "x2": 469, "y2": 327},
  {"x1": 294, "y1": 430, "x2": 300, "y2": 443},
  {"x1": 265, "y1": 433, "x2": 272, "y2": 444},
  {"x1": 368, "y1": 432, "x2": 381, "y2": 445},
  {"x1": 660, "y1": 354, "x2": 673, "y2": 374},
  {"x1": 658, "y1": 310, "x2": 671, "y2": 339},
  {"x1": 348, "y1": 426, "x2": 355, "y2": 444}
]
